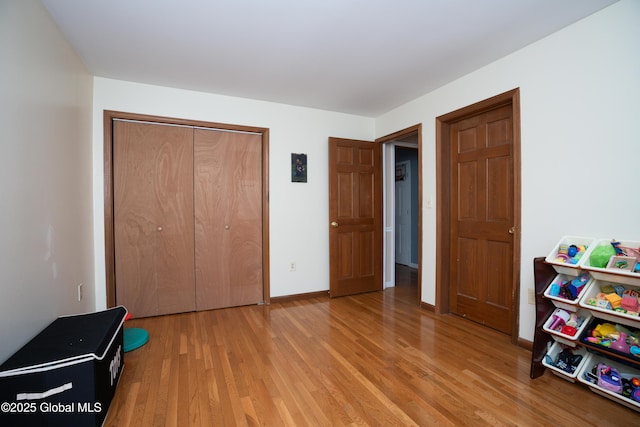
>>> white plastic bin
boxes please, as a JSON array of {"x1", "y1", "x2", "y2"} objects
[
  {"x1": 578, "y1": 279, "x2": 640, "y2": 328},
  {"x1": 543, "y1": 273, "x2": 593, "y2": 311},
  {"x1": 543, "y1": 307, "x2": 592, "y2": 346},
  {"x1": 581, "y1": 239, "x2": 640, "y2": 287},
  {"x1": 542, "y1": 341, "x2": 588, "y2": 383},
  {"x1": 576, "y1": 353, "x2": 640, "y2": 412},
  {"x1": 545, "y1": 236, "x2": 596, "y2": 277}
]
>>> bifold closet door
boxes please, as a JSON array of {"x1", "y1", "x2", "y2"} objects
[
  {"x1": 194, "y1": 129, "x2": 263, "y2": 310},
  {"x1": 113, "y1": 121, "x2": 196, "y2": 318}
]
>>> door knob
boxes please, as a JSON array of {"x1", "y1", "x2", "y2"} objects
[
  {"x1": 224, "y1": 225, "x2": 230, "y2": 230},
  {"x1": 156, "y1": 226, "x2": 163, "y2": 232},
  {"x1": 331, "y1": 221, "x2": 339, "y2": 228},
  {"x1": 508, "y1": 226, "x2": 515, "y2": 235}
]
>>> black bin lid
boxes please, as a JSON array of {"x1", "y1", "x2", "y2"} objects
[{"x1": 0, "y1": 306, "x2": 127, "y2": 371}]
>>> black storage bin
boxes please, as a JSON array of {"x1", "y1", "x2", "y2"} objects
[{"x1": 0, "y1": 306, "x2": 127, "y2": 427}]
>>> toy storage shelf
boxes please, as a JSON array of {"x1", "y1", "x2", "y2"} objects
[{"x1": 530, "y1": 255, "x2": 640, "y2": 413}]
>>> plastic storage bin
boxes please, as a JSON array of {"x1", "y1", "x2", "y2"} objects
[
  {"x1": 0, "y1": 306, "x2": 127, "y2": 427},
  {"x1": 577, "y1": 353, "x2": 640, "y2": 412},
  {"x1": 543, "y1": 273, "x2": 593, "y2": 311},
  {"x1": 543, "y1": 307, "x2": 592, "y2": 346},
  {"x1": 542, "y1": 341, "x2": 588, "y2": 383},
  {"x1": 579, "y1": 279, "x2": 640, "y2": 328},
  {"x1": 578, "y1": 317, "x2": 640, "y2": 362},
  {"x1": 545, "y1": 236, "x2": 595, "y2": 277},
  {"x1": 582, "y1": 239, "x2": 640, "y2": 287}
]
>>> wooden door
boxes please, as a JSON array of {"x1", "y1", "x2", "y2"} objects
[
  {"x1": 194, "y1": 129, "x2": 263, "y2": 310},
  {"x1": 328, "y1": 137, "x2": 382, "y2": 297},
  {"x1": 449, "y1": 104, "x2": 515, "y2": 334},
  {"x1": 113, "y1": 121, "x2": 196, "y2": 318}
]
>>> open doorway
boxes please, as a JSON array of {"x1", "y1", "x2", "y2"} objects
[
  {"x1": 378, "y1": 126, "x2": 421, "y2": 302},
  {"x1": 395, "y1": 147, "x2": 418, "y2": 269}
]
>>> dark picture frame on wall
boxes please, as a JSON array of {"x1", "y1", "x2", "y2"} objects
[{"x1": 291, "y1": 153, "x2": 307, "y2": 183}]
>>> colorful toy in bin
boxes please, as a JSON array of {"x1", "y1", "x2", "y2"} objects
[
  {"x1": 607, "y1": 256, "x2": 637, "y2": 272},
  {"x1": 584, "y1": 321, "x2": 640, "y2": 357},
  {"x1": 586, "y1": 365, "x2": 640, "y2": 401},
  {"x1": 622, "y1": 289, "x2": 640, "y2": 312},
  {"x1": 605, "y1": 293, "x2": 623, "y2": 309},
  {"x1": 559, "y1": 312, "x2": 579, "y2": 335},
  {"x1": 611, "y1": 240, "x2": 640, "y2": 259},
  {"x1": 547, "y1": 308, "x2": 585, "y2": 336},
  {"x1": 554, "y1": 243, "x2": 588, "y2": 265},
  {"x1": 583, "y1": 282, "x2": 640, "y2": 317},
  {"x1": 547, "y1": 347, "x2": 583, "y2": 374},
  {"x1": 592, "y1": 322, "x2": 618, "y2": 338},
  {"x1": 597, "y1": 363, "x2": 623, "y2": 393},
  {"x1": 549, "y1": 273, "x2": 589, "y2": 301},
  {"x1": 603, "y1": 240, "x2": 640, "y2": 273},
  {"x1": 549, "y1": 309, "x2": 571, "y2": 330},
  {"x1": 610, "y1": 332, "x2": 631, "y2": 354},
  {"x1": 590, "y1": 244, "x2": 617, "y2": 268},
  {"x1": 622, "y1": 377, "x2": 640, "y2": 402}
]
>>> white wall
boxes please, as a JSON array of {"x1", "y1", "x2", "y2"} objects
[
  {"x1": 92, "y1": 79, "x2": 374, "y2": 309},
  {"x1": 3, "y1": 1, "x2": 636, "y2": 362},
  {"x1": 0, "y1": 0, "x2": 94, "y2": 363},
  {"x1": 375, "y1": 0, "x2": 640, "y2": 341}
]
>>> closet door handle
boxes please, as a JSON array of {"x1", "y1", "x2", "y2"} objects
[{"x1": 156, "y1": 226, "x2": 163, "y2": 232}]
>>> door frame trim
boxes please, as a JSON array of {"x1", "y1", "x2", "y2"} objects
[
  {"x1": 376, "y1": 124, "x2": 422, "y2": 302},
  {"x1": 103, "y1": 110, "x2": 270, "y2": 308},
  {"x1": 435, "y1": 89, "x2": 521, "y2": 342}
]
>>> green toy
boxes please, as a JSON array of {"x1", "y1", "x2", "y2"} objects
[{"x1": 590, "y1": 244, "x2": 616, "y2": 268}]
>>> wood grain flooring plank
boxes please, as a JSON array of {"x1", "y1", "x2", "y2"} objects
[{"x1": 104, "y1": 267, "x2": 639, "y2": 426}]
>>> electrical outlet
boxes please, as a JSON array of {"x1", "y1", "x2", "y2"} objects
[
  {"x1": 289, "y1": 261, "x2": 296, "y2": 272},
  {"x1": 527, "y1": 288, "x2": 535, "y2": 305},
  {"x1": 77, "y1": 283, "x2": 83, "y2": 302}
]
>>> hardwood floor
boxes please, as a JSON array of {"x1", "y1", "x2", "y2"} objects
[{"x1": 105, "y1": 267, "x2": 638, "y2": 426}]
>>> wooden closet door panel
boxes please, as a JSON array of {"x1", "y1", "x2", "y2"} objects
[
  {"x1": 113, "y1": 121, "x2": 196, "y2": 318},
  {"x1": 194, "y1": 129, "x2": 263, "y2": 310}
]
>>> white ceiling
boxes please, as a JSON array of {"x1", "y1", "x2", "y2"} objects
[{"x1": 40, "y1": 0, "x2": 617, "y2": 117}]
